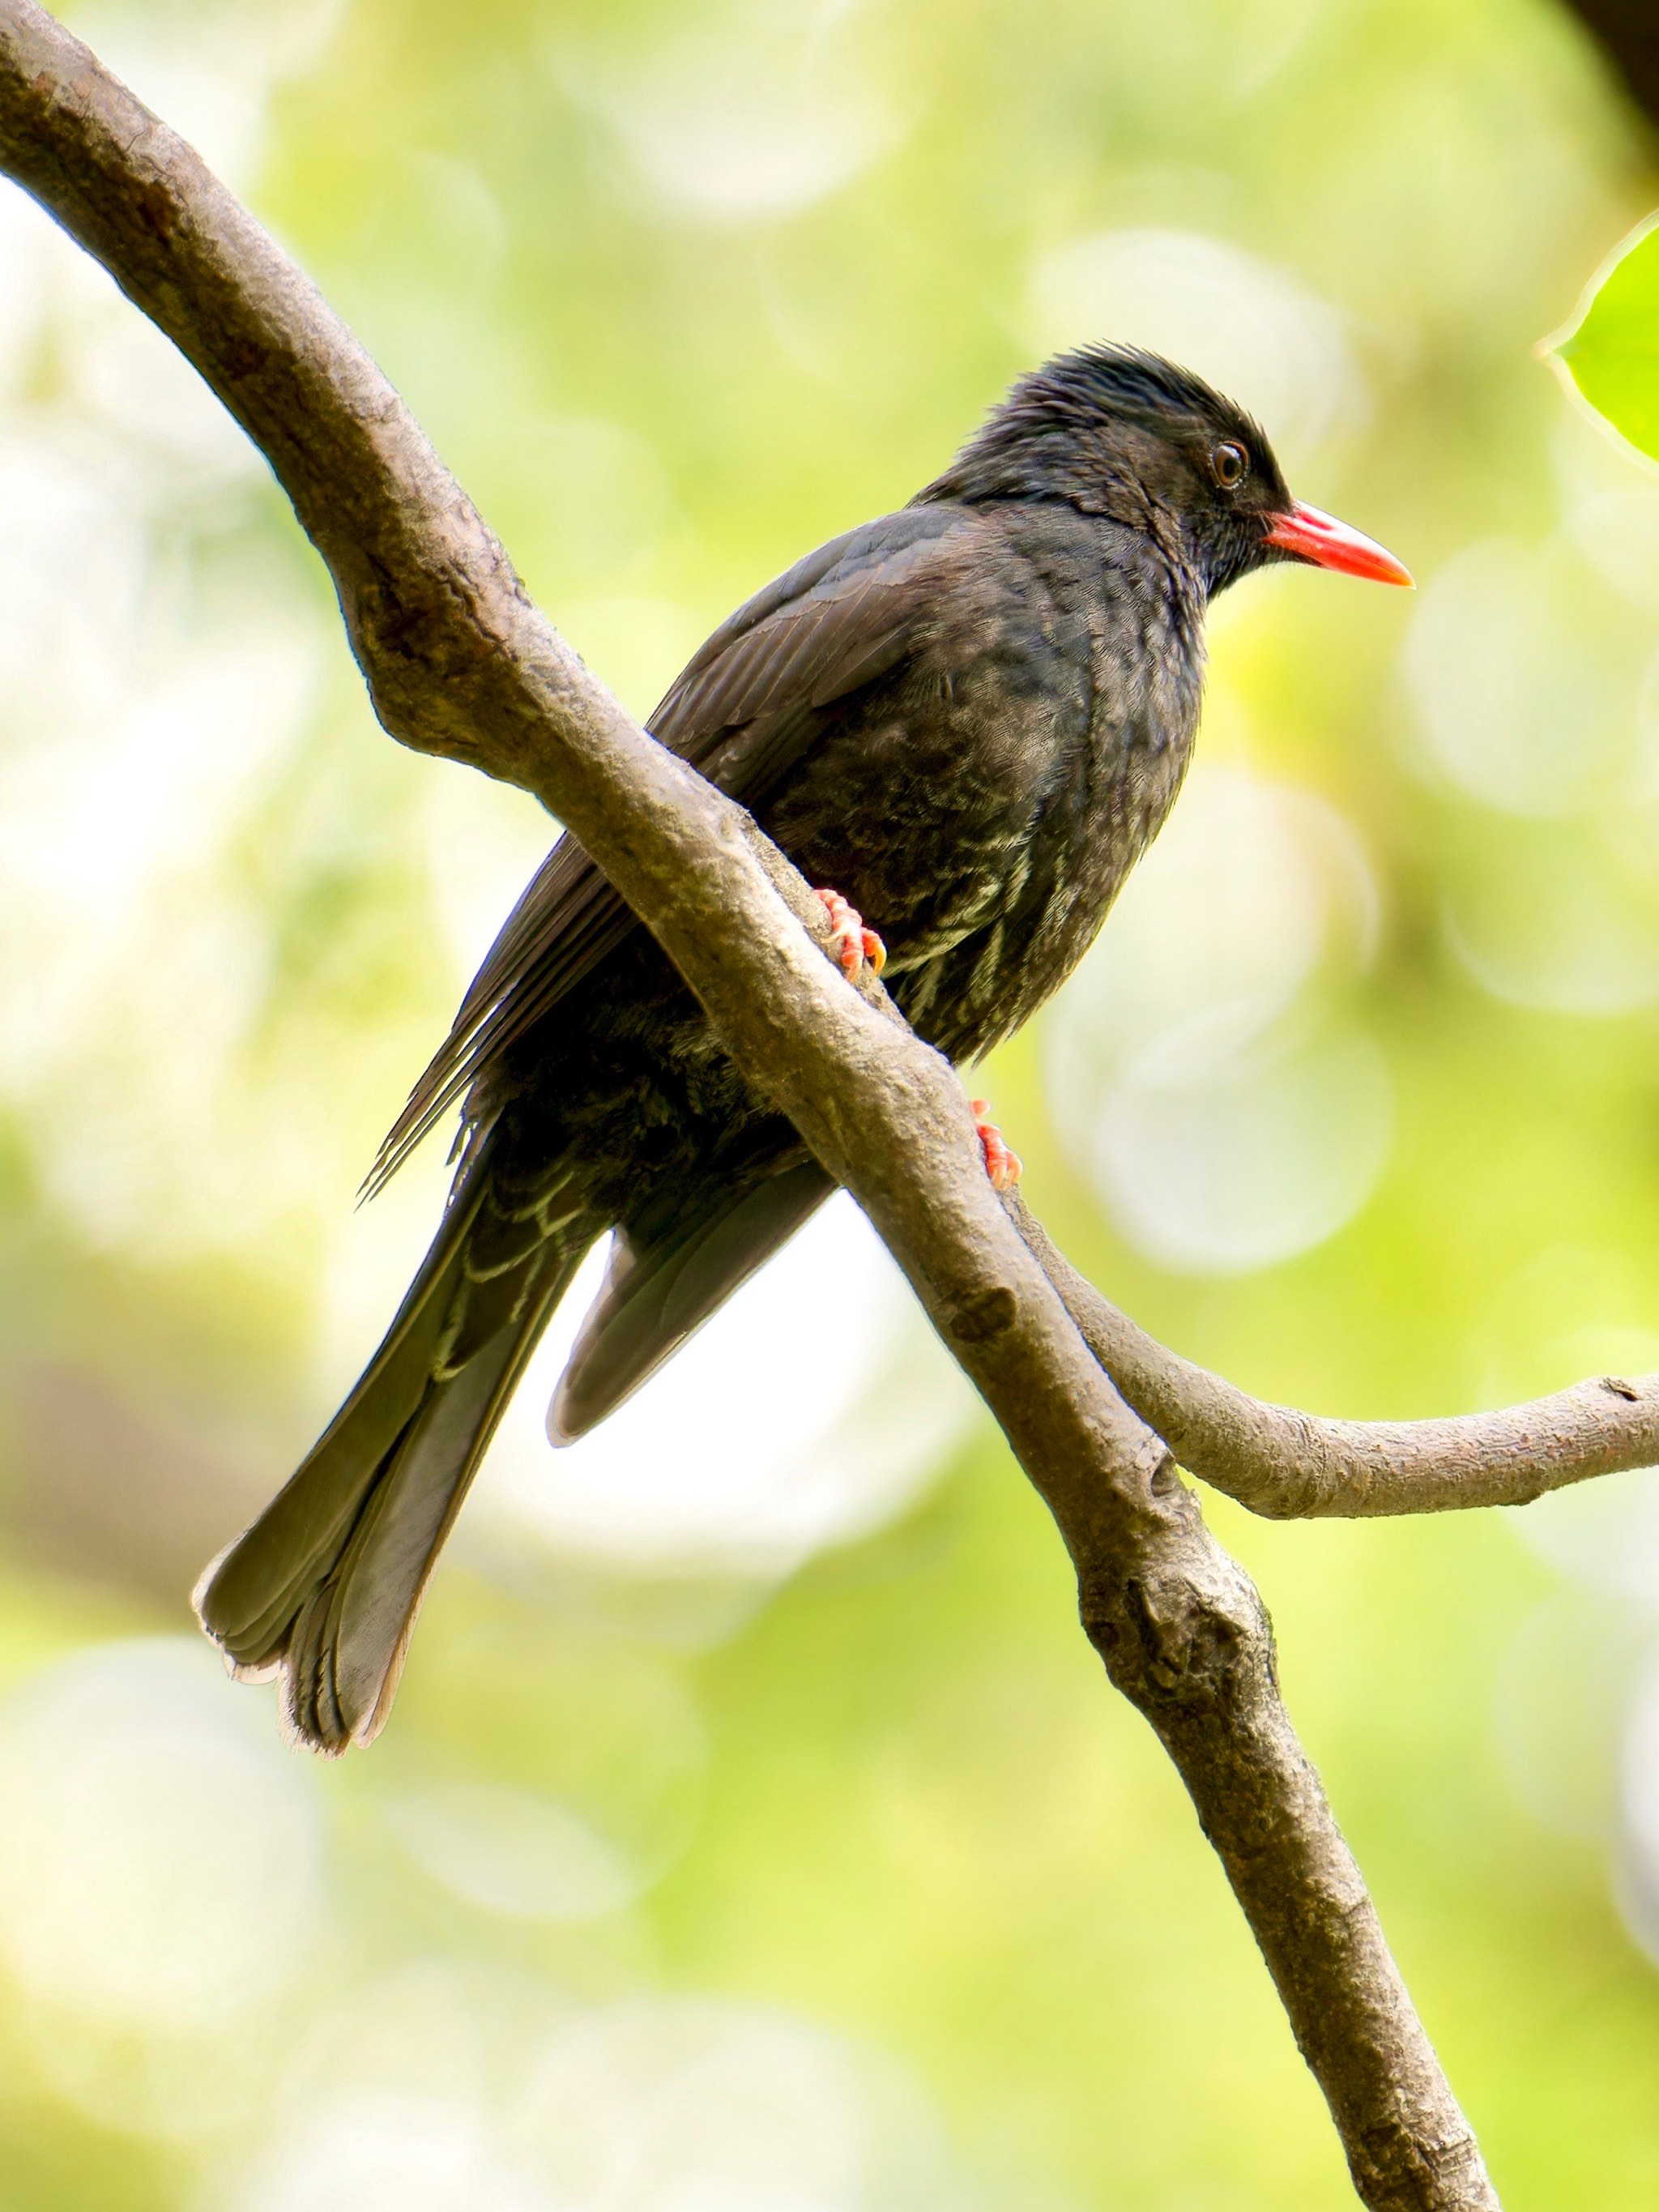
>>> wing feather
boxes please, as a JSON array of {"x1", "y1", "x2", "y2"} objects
[{"x1": 368, "y1": 505, "x2": 969, "y2": 1189}]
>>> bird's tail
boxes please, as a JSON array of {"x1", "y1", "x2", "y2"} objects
[{"x1": 196, "y1": 1144, "x2": 597, "y2": 1753}]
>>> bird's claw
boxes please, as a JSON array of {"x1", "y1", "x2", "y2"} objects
[
  {"x1": 813, "y1": 887, "x2": 886, "y2": 981},
  {"x1": 970, "y1": 1100, "x2": 1022, "y2": 1190}
]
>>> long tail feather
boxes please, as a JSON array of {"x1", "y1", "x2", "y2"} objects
[{"x1": 197, "y1": 1151, "x2": 595, "y2": 1753}]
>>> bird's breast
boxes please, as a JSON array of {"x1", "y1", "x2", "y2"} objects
[{"x1": 761, "y1": 516, "x2": 1206, "y2": 1062}]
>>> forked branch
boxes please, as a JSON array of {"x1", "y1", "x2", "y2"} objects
[{"x1": 1016, "y1": 1198, "x2": 1659, "y2": 1518}]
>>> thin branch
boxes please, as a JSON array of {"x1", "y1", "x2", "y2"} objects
[
  {"x1": 0, "y1": 7, "x2": 1503, "y2": 2203},
  {"x1": 1557, "y1": 0, "x2": 1659, "y2": 137},
  {"x1": 1016, "y1": 1197, "x2": 1659, "y2": 1517}
]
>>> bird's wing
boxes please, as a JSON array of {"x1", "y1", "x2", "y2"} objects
[{"x1": 368, "y1": 504, "x2": 970, "y2": 1190}]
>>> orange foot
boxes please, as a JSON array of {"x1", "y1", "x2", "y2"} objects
[
  {"x1": 813, "y1": 887, "x2": 887, "y2": 982},
  {"x1": 971, "y1": 1099, "x2": 1022, "y2": 1191}
]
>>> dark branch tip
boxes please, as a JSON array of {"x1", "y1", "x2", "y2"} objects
[
  {"x1": 133, "y1": 177, "x2": 175, "y2": 240},
  {"x1": 946, "y1": 1281, "x2": 1018, "y2": 1343}
]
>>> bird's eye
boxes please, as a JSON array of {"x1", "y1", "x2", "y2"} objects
[{"x1": 1210, "y1": 441, "x2": 1249, "y2": 490}]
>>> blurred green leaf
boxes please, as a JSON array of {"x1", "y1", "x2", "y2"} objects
[{"x1": 1552, "y1": 215, "x2": 1659, "y2": 463}]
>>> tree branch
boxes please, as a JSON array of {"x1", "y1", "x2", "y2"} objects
[
  {"x1": 0, "y1": 6, "x2": 1512, "y2": 2202},
  {"x1": 1016, "y1": 1196, "x2": 1659, "y2": 1518},
  {"x1": 1557, "y1": 0, "x2": 1659, "y2": 135}
]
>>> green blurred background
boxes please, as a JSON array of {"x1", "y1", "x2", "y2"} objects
[{"x1": 0, "y1": 0, "x2": 1655, "y2": 2201}]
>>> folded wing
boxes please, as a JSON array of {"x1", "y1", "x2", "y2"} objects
[{"x1": 368, "y1": 503, "x2": 970, "y2": 1191}]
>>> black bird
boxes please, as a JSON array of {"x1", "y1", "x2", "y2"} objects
[{"x1": 196, "y1": 345, "x2": 1410, "y2": 1751}]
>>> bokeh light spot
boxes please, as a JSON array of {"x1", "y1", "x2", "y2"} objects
[{"x1": 0, "y1": 1639, "x2": 322, "y2": 2031}]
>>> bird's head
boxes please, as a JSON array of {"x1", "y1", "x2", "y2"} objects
[{"x1": 923, "y1": 344, "x2": 1411, "y2": 598}]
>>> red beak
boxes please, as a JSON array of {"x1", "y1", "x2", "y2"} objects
[{"x1": 1264, "y1": 502, "x2": 1414, "y2": 588}]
